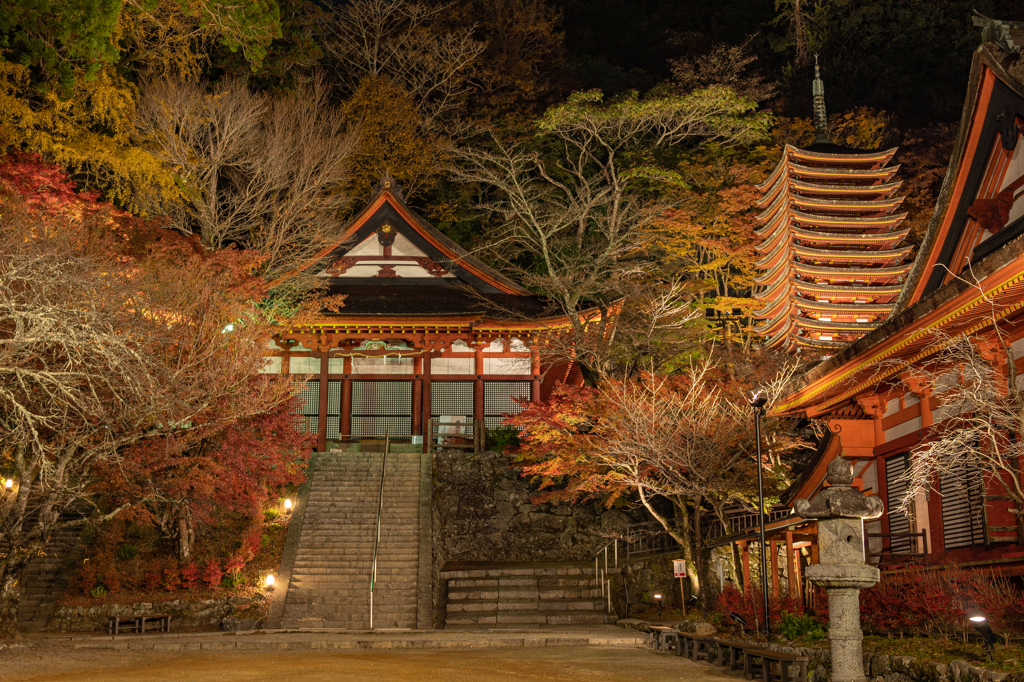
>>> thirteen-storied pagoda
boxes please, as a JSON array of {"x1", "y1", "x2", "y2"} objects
[{"x1": 753, "y1": 61, "x2": 914, "y2": 352}]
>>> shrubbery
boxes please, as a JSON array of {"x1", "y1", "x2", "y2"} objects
[{"x1": 861, "y1": 567, "x2": 1024, "y2": 641}]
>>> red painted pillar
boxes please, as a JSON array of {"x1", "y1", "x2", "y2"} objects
[
  {"x1": 422, "y1": 353, "x2": 432, "y2": 452},
  {"x1": 317, "y1": 350, "x2": 329, "y2": 453},
  {"x1": 412, "y1": 356, "x2": 422, "y2": 438},
  {"x1": 530, "y1": 346, "x2": 541, "y2": 402},
  {"x1": 341, "y1": 356, "x2": 352, "y2": 440},
  {"x1": 474, "y1": 346, "x2": 484, "y2": 425}
]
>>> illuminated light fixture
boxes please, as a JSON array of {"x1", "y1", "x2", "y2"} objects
[
  {"x1": 284, "y1": 499, "x2": 293, "y2": 510},
  {"x1": 819, "y1": 299, "x2": 830, "y2": 303},
  {"x1": 653, "y1": 593, "x2": 665, "y2": 617},
  {"x1": 856, "y1": 318, "x2": 868, "y2": 323},
  {"x1": 970, "y1": 615, "x2": 999, "y2": 661},
  {"x1": 4, "y1": 479, "x2": 12, "y2": 489},
  {"x1": 820, "y1": 317, "x2": 831, "y2": 322},
  {"x1": 222, "y1": 323, "x2": 235, "y2": 334},
  {"x1": 820, "y1": 335, "x2": 833, "y2": 341},
  {"x1": 265, "y1": 574, "x2": 276, "y2": 587}
]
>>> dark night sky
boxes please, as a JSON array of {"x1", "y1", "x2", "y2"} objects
[{"x1": 550, "y1": 0, "x2": 1024, "y2": 125}]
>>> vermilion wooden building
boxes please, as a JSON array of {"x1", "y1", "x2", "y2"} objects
[
  {"x1": 753, "y1": 62, "x2": 913, "y2": 353},
  {"x1": 761, "y1": 23, "x2": 1024, "y2": 600},
  {"x1": 726, "y1": 23, "x2": 1024, "y2": 605},
  {"x1": 263, "y1": 175, "x2": 582, "y2": 453}
]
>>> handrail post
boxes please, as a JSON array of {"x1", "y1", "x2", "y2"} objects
[{"x1": 370, "y1": 431, "x2": 390, "y2": 630}]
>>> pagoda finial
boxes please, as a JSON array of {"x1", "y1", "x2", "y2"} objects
[{"x1": 812, "y1": 55, "x2": 830, "y2": 144}]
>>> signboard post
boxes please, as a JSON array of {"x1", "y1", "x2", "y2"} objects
[{"x1": 673, "y1": 559, "x2": 687, "y2": 616}]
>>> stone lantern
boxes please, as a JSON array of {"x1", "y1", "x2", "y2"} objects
[{"x1": 794, "y1": 458, "x2": 883, "y2": 682}]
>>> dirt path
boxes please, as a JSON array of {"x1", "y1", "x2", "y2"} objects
[{"x1": 4, "y1": 645, "x2": 736, "y2": 682}]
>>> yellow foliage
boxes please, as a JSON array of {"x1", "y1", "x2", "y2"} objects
[
  {"x1": 341, "y1": 76, "x2": 447, "y2": 201},
  {"x1": 829, "y1": 106, "x2": 892, "y2": 150},
  {"x1": 0, "y1": 61, "x2": 176, "y2": 211}
]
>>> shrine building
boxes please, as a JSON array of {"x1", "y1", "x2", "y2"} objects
[
  {"x1": 721, "y1": 22, "x2": 1024, "y2": 607},
  {"x1": 262, "y1": 175, "x2": 583, "y2": 454}
]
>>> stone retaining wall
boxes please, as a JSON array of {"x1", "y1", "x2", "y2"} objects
[
  {"x1": 47, "y1": 596, "x2": 262, "y2": 633},
  {"x1": 623, "y1": 620, "x2": 1022, "y2": 682}
]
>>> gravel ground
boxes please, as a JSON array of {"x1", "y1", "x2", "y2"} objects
[{"x1": 1, "y1": 636, "x2": 735, "y2": 682}]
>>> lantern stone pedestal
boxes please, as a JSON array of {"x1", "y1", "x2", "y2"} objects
[{"x1": 794, "y1": 458, "x2": 883, "y2": 682}]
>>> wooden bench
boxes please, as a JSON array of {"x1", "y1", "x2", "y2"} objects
[
  {"x1": 743, "y1": 647, "x2": 809, "y2": 682},
  {"x1": 647, "y1": 626, "x2": 681, "y2": 654},
  {"x1": 107, "y1": 614, "x2": 172, "y2": 635},
  {"x1": 714, "y1": 639, "x2": 751, "y2": 671}
]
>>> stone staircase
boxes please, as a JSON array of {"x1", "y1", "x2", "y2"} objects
[
  {"x1": 3, "y1": 524, "x2": 83, "y2": 632},
  {"x1": 440, "y1": 563, "x2": 620, "y2": 629},
  {"x1": 276, "y1": 448, "x2": 425, "y2": 629}
]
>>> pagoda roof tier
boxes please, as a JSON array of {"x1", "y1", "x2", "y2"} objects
[
  {"x1": 787, "y1": 262, "x2": 912, "y2": 283},
  {"x1": 788, "y1": 209, "x2": 909, "y2": 231},
  {"x1": 792, "y1": 280, "x2": 903, "y2": 300},
  {"x1": 791, "y1": 298, "x2": 892, "y2": 314},
  {"x1": 788, "y1": 194, "x2": 906, "y2": 215},
  {"x1": 755, "y1": 261, "x2": 910, "y2": 287},
  {"x1": 753, "y1": 295, "x2": 791, "y2": 324},
  {"x1": 755, "y1": 193, "x2": 905, "y2": 224},
  {"x1": 791, "y1": 225, "x2": 910, "y2": 248},
  {"x1": 756, "y1": 178, "x2": 902, "y2": 208},
  {"x1": 786, "y1": 145, "x2": 897, "y2": 167},
  {"x1": 792, "y1": 316, "x2": 878, "y2": 333},
  {"x1": 755, "y1": 237, "x2": 790, "y2": 265},
  {"x1": 756, "y1": 312, "x2": 791, "y2": 337},
  {"x1": 792, "y1": 243, "x2": 914, "y2": 266},
  {"x1": 794, "y1": 335, "x2": 850, "y2": 349},
  {"x1": 786, "y1": 162, "x2": 901, "y2": 184},
  {"x1": 756, "y1": 259, "x2": 794, "y2": 286},
  {"x1": 753, "y1": 281, "x2": 790, "y2": 302}
]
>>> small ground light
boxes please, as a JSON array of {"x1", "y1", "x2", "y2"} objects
[
  {"x1": 4, "y1": 479, "x2": 12, "y2": 489},
  {"x1": 284, "y1": 499, "x2": 293, "y2": 510},
  {"x1": 653, "y1": 593, "x2": 665, "y2": 617},
  {"x1": 265, "y1": 574, "x2": 275, "y2": 587},
  {"x1": 970, "y1": 616, "x2": 999, "y2": 661}
]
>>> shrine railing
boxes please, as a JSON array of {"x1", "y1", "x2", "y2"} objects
[{"x1": 865, "y1": 530, "x2": 929, "y2": 567}]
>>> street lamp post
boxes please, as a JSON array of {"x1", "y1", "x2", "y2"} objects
[{"x1": 750, "y1": 392, "x2": 771, "y2": 636}]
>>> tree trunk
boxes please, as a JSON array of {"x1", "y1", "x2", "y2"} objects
[
  {"x1": 177, "y1": 515, "x2": 192, "y2": 562},
  {"x1": 0, "y1": 552, "x2": 31, "y2": 637},
  {"x1": 637, "y1": 487, "x2": 700, "y2": 597}
]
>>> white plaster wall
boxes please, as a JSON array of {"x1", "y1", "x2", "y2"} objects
[
  {"x1": 431, "y1": 357, "x2": 473, "y2": 374},
  {"x1": 483, "y1": 357, "x2": 531, "y2": 375},
  {"x1": 1003, "y1": 140, "x2": 1024, "y2": 225},
  {"x1": 884, "y1": 415, "x2": 922, "y2": 442},
  {"x1": 352, "y1": 357, "x2": 413, "y2": 374},
  {"x1": 884, "y1": 397, "x2": 900, "y2": 417},
  {"x1": 451, "y1": 340, "x2": 471, "y2": 352},
  {"x1": 328, "y1": 358, "x2": 345, "y2": 373},
  {"x1": 289, "y1": 356, "x2": 321, "y2": 374},
  {"x1": 260, "y1": 357, "x2": 282, "y2": 374},
  {"x1": 904, "y1": 394, "x2": 920, "y2": 407}
]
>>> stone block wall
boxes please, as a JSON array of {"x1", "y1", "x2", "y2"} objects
[
  {"x1": 432, "y1": 450, "x2": 637, "y2": 564},
  {"x1": 47, "y1": 596, "x2": 262, "y2": 633}
]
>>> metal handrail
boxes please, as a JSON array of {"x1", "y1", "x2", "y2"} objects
[
  {"x1": 592, "y1": 539, "x2": 618, "y2": 615},
  {"x1": 369, "y1": 432, "x2": 390, "y2": 629}
]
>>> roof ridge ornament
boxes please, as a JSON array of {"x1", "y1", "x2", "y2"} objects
[
  {"x1": 374, "y1": 169, "x2": 405, "y2": 201},
  {"x1": 812, "y1": 55, "x2": 831, "y2": 144}
]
